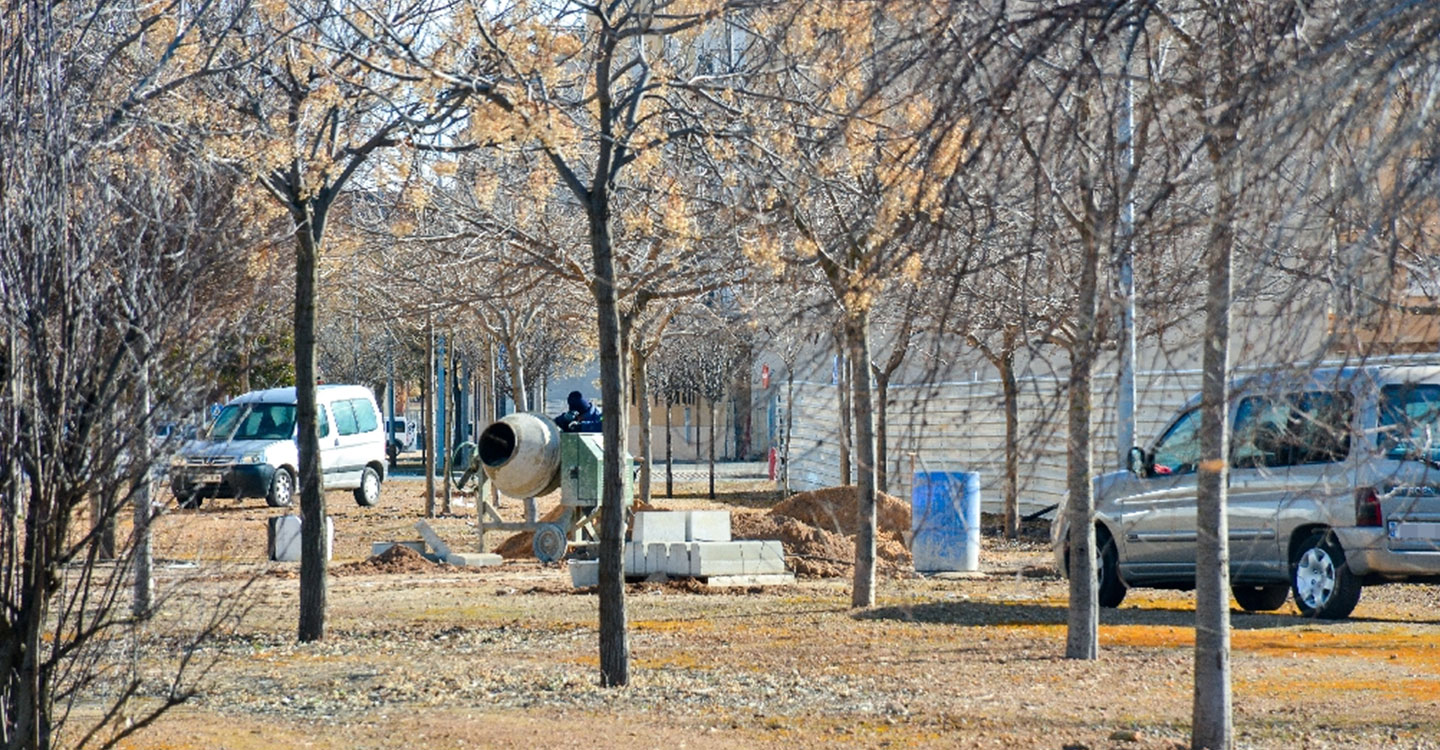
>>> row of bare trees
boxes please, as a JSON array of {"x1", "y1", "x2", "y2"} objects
[{"x1": 7, "y1": 0, "x2": 1440, "y2": 747}]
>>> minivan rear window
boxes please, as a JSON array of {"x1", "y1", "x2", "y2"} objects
[{"x1": 1378, "y1": 384, "x2": 1440, "y2": 454}]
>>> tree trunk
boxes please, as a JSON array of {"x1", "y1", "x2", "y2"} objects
[
  {"x1": 782, "y1": 362, "x2": 795, "y2": 497},
  {"x1": 507, "y1": 339, "x2": 528, "y2": 413},
  {"x1": 442, "y1": 339, "x2": 454, "y2": 516},
  {"x1": 1064, "y1": 230, "x2": 1102, "y2": 661},
  {"x1": 837, "y1": 351, "x2": 852, "y2": 485},
  {"x1": 1000, "y1": 345, "x2": 1021, "y2": 540},
  {"x1": 424, "y1": 319, "x2": 436, "y2": 519},
  {"x1": 708, "y1": 399, "x2": 717, "y2": 500},
  {"x1": 132, "y1": 357, "x2": 154, "y2": 618},
  {"x1": 589, "y1": 193, "x2": 629, "y2": 688},
  {"x1": 846, "y1": 311, "x2": 878, "y2": 608},
  {"x1": 1193, "y1": 21, "x2": 1240, "y2": 745},
  {"x1": 665, "y1": 394, "x2": 674, "y2": 498},
  {"x1": 634, "y1": 351, "x2": 652, "y2": 505},
  {"x1": 875, "y1": 372, "x2": 890, "y2": 495},
  {"x1": 296, "y1": 221, "x2": 327, "y2": 643}
]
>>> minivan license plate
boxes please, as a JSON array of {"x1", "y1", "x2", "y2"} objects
[
  {"x1": 196, "y1": 471, "x2": 223, "y2": 484},
  {"x1": 1389, "y1": 522, "x2": 1440, "y2": 540}
]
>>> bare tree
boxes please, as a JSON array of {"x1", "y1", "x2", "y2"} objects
[{"x1": 2, "y1": 2, "x2": 266, "y2": 745}]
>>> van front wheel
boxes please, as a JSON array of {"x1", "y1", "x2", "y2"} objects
[
  {"x1": 353, "y1": 466, "x2": 380, "y2": 507},
  {"x1": 266, "y1": 467, "x2": 295, "y2": 508}
]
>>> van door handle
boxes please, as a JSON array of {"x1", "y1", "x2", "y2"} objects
[{"x1": 334, "y1": 438, "x2": 340, "y2": 447}]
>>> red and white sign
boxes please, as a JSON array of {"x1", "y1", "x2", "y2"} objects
[{"x1": 761, "y1": 364, "x2": 771, "y2": 388}]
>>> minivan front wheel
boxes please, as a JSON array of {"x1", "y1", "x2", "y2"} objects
[
  {"x1": 266, "y1": 467, "x2": 295, "y2": 508},
  {"x1": 353, "y1": 466, "x2": 380, "y2": 507},
  {"x1": 1097, "y1": 532, "x2": 1127, "y2": 608},
  {"x1": 1291, "y1": 530, "x2": 1362, "y2": 620}
]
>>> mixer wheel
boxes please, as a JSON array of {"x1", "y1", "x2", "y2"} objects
[{"x1": 532, "y1": 523, "x2": 569, "y2": 563}]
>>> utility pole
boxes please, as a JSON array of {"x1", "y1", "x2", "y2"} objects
[{"x1": 1115, "y1": 41, "x2": 1138, "y2": 470}]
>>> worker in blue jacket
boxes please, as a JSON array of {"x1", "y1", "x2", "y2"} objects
[{"x1": 554, "y1": 391, "x2": 602, "y2": 433}]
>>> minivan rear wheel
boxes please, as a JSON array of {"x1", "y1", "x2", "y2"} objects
[
  {"x1": 1291, "y1": 530, "x2": 1362, "y2": 620},
  {"x1": 353, "y1": 466, "x2": 380, "y2": 507},
  {"x1": 1232, "y1": 584, "x2": 1289, "y2": 612},
  {"x1": 266, "y1": 467, "x2": 295, "y2": 508}
]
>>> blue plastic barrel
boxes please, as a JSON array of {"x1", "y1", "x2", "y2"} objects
[{"x1": 911, "y1": 472, "x2": 981, "y2": 573}]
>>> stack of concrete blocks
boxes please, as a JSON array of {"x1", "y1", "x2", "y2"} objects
[{"x1": 570, "y1": 510, "x2": 794, "y2": 588}]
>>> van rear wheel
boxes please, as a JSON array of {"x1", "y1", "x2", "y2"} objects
[
  {"x1": 1291, "y1": 530, "x2": 1361, "y2": 620},
  {"x1": 353, "y1": 466, "x2": 380, "y2": 507}
]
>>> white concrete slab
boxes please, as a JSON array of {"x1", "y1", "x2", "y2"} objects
[
  {"x1": 704, "y1": 573, "x2": 797, "y2": 587},
  {"x1": 444, "y1": 552, "x2": 503, "y2": 567},
  {"x1": 268, "y1": 515, "x2": 332, "y2": 562},
  {"x1": 685, "y1": 510, "x2": 732, "y2": 542},
  {"x1": 632, "y1": 511, "x2": 687, "y2": 544},
  {"x1": 570, "y1": 559, "x2": 599, "y2": 588}
]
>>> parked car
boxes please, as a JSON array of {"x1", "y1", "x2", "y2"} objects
[
  {"x1": 1053, "y1": 365, "x2": 1440, "y2": 620},
  {"x1": 170, "y1": 385, "x2": 387, "y2": 509}
]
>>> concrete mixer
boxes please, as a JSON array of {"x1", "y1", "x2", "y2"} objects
[{"x1": 473, "y1": 412, "x2": 632, "y2": 562}]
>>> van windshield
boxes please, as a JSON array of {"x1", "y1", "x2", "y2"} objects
[
  {"x1": 207, "y1": 403, "x2": 297, "y2": 442},
  {"x1": 1378, "y1": 384, "x2": 1440, "y2": 457}
]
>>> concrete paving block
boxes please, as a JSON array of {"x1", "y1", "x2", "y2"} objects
[
  {"x1": 413, "y1": 520, "x2": 452, "y2": 558},
  {"x1": 662, "y1": 542, "x2": 693, "y2": 576},
  {"x1": 370, "y1": 540, "x2": 426, "y2": 557},
  {"x1": 685, "y1": 510, "x2": 732, "y2": 542},
  {"x1": 444, "y1": 552, "x2": 503, "y2": 567},
  {"x1": 632, "y1": 511, "x2": 687, "y2": 544},
  {"x1": 570, "y1": 559, "x2": 599, "y2": 588},
  {"x1": 268, "y1": 515, "x2": 332, "y2": 562},
  {"x1": 644, "y1": 543, "x2": 671, "y2": 576},
  {"x1": 744, "y1": 540, "x2": 788, "y2": 575},
  {"x1": 624, "y1": 541, "x2": 645, "y2": 573}
]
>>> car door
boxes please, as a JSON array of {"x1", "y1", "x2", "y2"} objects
[{"x1": 1115, "y1": 407, "x2": 1203, "y2": 582}]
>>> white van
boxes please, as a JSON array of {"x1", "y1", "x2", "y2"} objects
[{"x1": 170, "y1": 385, "x2": 387, "y2": 509}]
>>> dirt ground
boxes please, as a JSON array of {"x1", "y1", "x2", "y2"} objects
[{"x1": 87, "y1": 474, "x2": 1440, "y2": 750}]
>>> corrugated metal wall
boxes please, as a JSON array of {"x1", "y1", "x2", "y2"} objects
[{"x1": 780, "y1": 368, "x2": 1207, "y2": 515}]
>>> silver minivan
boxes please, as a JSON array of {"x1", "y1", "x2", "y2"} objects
[
  {"x1": 1054, "y1": 365, "x2": 1440, "y2": 620},
  {"x1": 169, "y1": 385, "x2": 387, "y2": 509}
]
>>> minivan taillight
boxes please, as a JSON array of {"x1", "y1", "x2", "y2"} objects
[{"x1": 1356, "y1": 488, "x2": 1384, "y2": 527}]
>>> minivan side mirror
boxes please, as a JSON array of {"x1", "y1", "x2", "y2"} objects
[{"x1": 1128, "y1": 446, "x2": 1148, "y2": 476}]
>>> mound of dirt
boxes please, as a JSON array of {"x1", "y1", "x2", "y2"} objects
[
  {"x1": 333, "y1": 543, "x2": 437, "y2": 576},
  {"x1": 771, "y1": 486, "x2": 911, "y2": 536},
  {"x1": 732, "y1": 506, "x2": 912, "y2": 579}
]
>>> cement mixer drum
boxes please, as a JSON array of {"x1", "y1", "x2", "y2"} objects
[{"x1": 478, "y1": 412, "x2": 562, "y2": 498}]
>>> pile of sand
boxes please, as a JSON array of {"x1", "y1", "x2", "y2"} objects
[
  {"x1": 333, "y1": 543, "x2": 438, "y2": 576},
  {"x1": 733, "y1": 487, "x2": 912, "y2": 579}
]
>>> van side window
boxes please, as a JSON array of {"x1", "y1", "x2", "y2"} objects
[
  {"x1": 349, "y1": 399, "x2": 378, "y2": 433},
  {"x1": 317, "y1": 404, "x2": 330, "y2": 439},
  {"x1": 332, "y1": 400, "x2": 360, "y2": 436},
  {"x1": 1151, "y1": 408, "x2": 1202, "y2": 475},
  {"x1": 1234, "y1": 391, "x2": 1351, "y2": 467}
]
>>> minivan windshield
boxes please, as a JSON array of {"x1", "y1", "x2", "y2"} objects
[
  {"x1": 206, "y1": 403, "x2": 297, "y2": 442},
  {"x1": 1378, "y1": 384, "x2": 1440, "y2": 457}
]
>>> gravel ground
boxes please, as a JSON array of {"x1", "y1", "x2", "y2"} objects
[{"x1": 78, "y1": 477, "x2": 1440, "y2": 750}]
